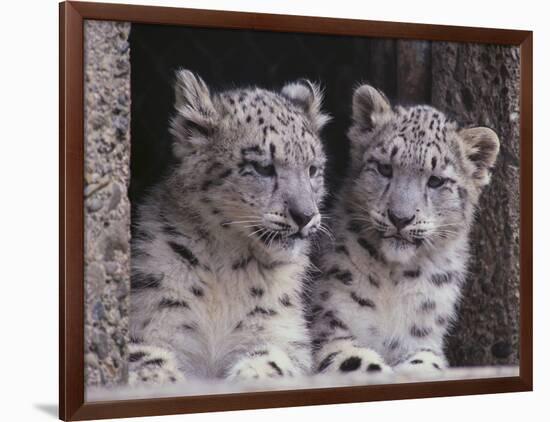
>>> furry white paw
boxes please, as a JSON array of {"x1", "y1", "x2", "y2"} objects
[
  {"x1": 128, "y1": 343, "x2": 185, "y2": 386},
  {"x1": 393, "y1": 350, "x2": 446, "y2": 374},
  {"x1": 316, "y1": 345, "x2": 392, "y2": 374},
  {"x1": 228, "y1": 347, "x2": 298, "y2": 381}
]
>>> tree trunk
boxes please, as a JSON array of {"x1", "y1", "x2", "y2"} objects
[{"x1": 431, "y1": 42, "x2": 521, "y2": 366}]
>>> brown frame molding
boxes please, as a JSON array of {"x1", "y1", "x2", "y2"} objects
[{"x1": 59, "y1": 1, "x2": 533, "y2": 420}]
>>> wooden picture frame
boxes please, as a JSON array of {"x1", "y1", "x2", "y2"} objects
[{"x1": 59, "y1": 1, "x2": 533, "y2": 420}]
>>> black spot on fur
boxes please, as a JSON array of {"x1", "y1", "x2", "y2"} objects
[
  {"x1": 357, "y1": 237, "x2": 378, "y2": 258},
  {"x1": 410, "y1": 359, "x2": 423, "y2": 364},
  {"x1": 350, "y1": 292, "x2": 376, "y2": 308},
  {"x1": 368, "y1": 275, "x2": 380, "y2": 288},
  {"x1": 335, "y1": 271, "x2": 353, "y2": 285},
  {"x1": 129, "y1": 352, "x2": 147, "y2": 362},
  {"x1": 249, "y1": 349, "x2": 269, "y2": 356},
  {"x1": 320, "y1": 291, "x2": 330, "y2": 301},
  {"x1": 340, "y1": 356, "x2": 362, "y2": 372},
  {"x1": 279, "y1": 294, "x2": 292, "y2": 307},
  {"x1": 404, "y1": 268, "x2": 421, "y2": 278},
  {"x1": 180, "y1": 324, "x2": 195, "y2": 330},
  {"x1": 131, "y1": 272, "x2": 164, "y2": 290},
  {"x1": 159, "y1": 298, "x2": 189, "y2": 309},
  {"x1": 268, "y1": 361, "x2": 283, "y2": 376},
  {"x1": 247, "y1": 306, "x2": 277, "y2": 317},
  {"x1": 388, "y1": 339, "x2": 400, "y2": 350},
  {"x1": 367, "y1": 363, "x2": 382, "y2": 372},
  {"x1": 420, "y1": 300, "x2": 436, "y2": 312},
  {"x1": 144, "y1": 358, "x2": 165, "y2": 367},
  {"x1": 329, "y1": 318, "x2": 348, "y2": 330},
  {"x1": 431, "y1": 272, "x2": 453, "y2": 286},
  {"x1": 168, "y1": 241, "x2": 199, "y2": 266},
  {"x1": 250, "y1": 350, "x2": 269, "y2": 357},
  {"x1": 191, "y1": 286, "x2": 204, "y2": 297},
  {"x1": 250, "y1": 287, "x2": 264, "y2": 298},
  {"x1": 318, "y1": 352, "x2": 340, "y2": 372},
  {"x1": 410, "y1": 325, "x2": 432, "y2": 337}
]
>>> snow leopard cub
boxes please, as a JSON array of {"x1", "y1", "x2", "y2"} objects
[
  {"x1": 310, "y1": 84, "x2": 499, "y2": 375},
  {"x1": 129, "y1": 69, "x2": 330, "y2": 384}
]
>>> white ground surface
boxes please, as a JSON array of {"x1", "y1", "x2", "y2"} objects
[{"x1": 87, "y1": 366, "x2": 519, "y2": 401}]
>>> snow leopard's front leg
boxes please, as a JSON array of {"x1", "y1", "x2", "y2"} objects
[
  {"x1": 128, "y1": 342, "x2": 185, "y2": 386},
  {"x1": 227, "y1": 291, "x2": 311, "y2": 381},
  {"x1": 311, "y1": 304, "x2": 392, "y2": 375},
  {"x1": 228, "y1": 345, "x2": 301, "y2": 380}
]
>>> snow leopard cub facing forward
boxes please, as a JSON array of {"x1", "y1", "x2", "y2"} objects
[
  {"x1": 129, "y1": 70, "x2": 330, "y2": 384},
  {"x1": 310, "y1": 84, "x2": 499, "y2": 375}
]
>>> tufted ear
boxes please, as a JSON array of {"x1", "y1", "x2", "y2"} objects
[
  {"x1": 351, "y1": 84, "x2": 391, "y2": 131},
  {"x1": 281, "y1": 79, "x2": 331, "y2": 131},
  {"x1": 459, "y1": 127, "x2": 500, "y2": 188},
  {"x1": 169, "y1": 69, "x2": 219, "y2": 158}
]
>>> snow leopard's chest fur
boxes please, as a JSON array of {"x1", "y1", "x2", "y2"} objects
[
  {"x1": 312, "y1": 209, "x2": 467, "y2": 365},
  {"x1": 130, "y1": 199, "x2": 309, "y2": 378}
]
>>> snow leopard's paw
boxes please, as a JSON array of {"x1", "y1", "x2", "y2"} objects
[
  {"x1": 316, "y1": 344, "x2": 392, "y2": 375},
  {"x1": 128, "y1": 343, "x2": 185, "y2": 386},
  {"x1": 393, "y1": 349, "x2": 447, "y2": 375},
  {"x1": 228, "y1": 347, "x2": 298, "y2": 381}
]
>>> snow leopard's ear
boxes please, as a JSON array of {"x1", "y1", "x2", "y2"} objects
[
  {"x1": 281, "y1": 79, "x2": 331, "y2": 131},
  {"x1": 170, "y1": 69, "x2": 219, "y2": 158},
  {"x1": 351, "y1": 84, "x2": 391, "y2": 132},
  {"x1": 459, "y1": 127, "x2": 500, "y2": 187}
]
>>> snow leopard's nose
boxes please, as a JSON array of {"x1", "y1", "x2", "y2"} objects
[
  {"x1": 388, "y1": 209, "x2": 415, "y2": 231},
  {"x1": 289, "y1": 208, "x2": 315, "y2": 231}
]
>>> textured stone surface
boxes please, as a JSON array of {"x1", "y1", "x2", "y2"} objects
[
  {"x1": 431, "y1": 43, "x2": 520, "y2": 366},
  {"x1": 84, "y1": 20, "x2": 131, "y2": 387}
]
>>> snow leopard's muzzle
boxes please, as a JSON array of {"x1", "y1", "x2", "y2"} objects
[{"x1": 256, "y1": 168, "x2": 322, "y2": 248}]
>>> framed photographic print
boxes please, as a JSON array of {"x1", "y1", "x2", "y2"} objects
[{"x1": 59, "y1": 1, "x2": 533, "y2": 420}]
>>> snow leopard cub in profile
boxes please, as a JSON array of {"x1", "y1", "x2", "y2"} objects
[
  {"x1": 310, "y1": 84, "x2": 499, "y2": 375},
  {"x1": 129, "y1": 69, "x2": 330, "y2": 384}
]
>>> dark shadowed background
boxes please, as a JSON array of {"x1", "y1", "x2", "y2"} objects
[{"x1": 128, "y1": 23, "x2": 520, "y2": 368}]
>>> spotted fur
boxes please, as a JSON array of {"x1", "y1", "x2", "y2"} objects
[
  {"x1": 310, "y1": 84, "x2": 499, "y2": 375},
  {"x1": 129, "y1": 70, "x2": 330, "y2": 384}
]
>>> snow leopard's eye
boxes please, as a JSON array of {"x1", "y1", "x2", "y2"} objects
[
  {"x1": 251, "y1": 162, "x2": 276, "y2": 177},
  {"x1": 427, "y1": 175, "x2": 446, "y2": 188},
  {"x1": 309, "y1": 165, "x2": 318, "y2": 177},
  {"x1": 376, "y1": 162, "x2": 393, "y2": 178}
]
